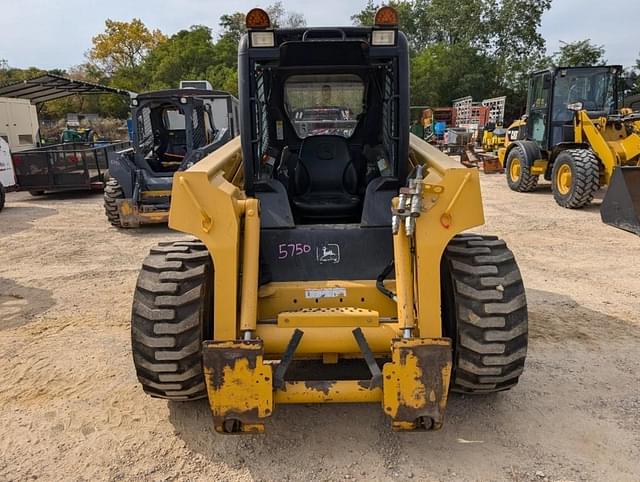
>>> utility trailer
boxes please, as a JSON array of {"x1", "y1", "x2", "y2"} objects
[
  {"x1": 0, "y1": 74, "x2": 133, "y2": 196},
  {"x1": 11, "y1": 141, "x2": 130, "y2": 195}
]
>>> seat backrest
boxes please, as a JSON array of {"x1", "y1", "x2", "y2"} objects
[{"x1": 294, "y1": 135, "x2": 357, "y2": 194}]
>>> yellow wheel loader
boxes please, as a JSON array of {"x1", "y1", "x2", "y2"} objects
[
  {"x1": 500, "y1": 66, "x2": 640, "y2": 234},
  {"x1": 481, "y1": 122, "x2": 507, "y2": 153},
  {"x1": 130, "y1": 6, "x2": 528, "y2": 434}
]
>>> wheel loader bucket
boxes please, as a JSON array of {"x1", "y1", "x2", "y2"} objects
[{"x1": 601, "y1": 166, "x2": 640, "y2": 236}]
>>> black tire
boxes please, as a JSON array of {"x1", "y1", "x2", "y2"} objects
[
  {"x1": 104, "y1": 179, "x2": 124, "y2": 227},
  {"x1": 131, "y1": 239, "x2": 213, "y2": 401},
  {"x1": 29, "y1": 190, "x2": 45, "y2": 196},
  {"x1": 551, "y1": 149, "x2": 600, "y2": 208},
  {"x1": 441, "y1": 234, "x2": 528, "y2": 394},
  {"x1": 505, "y1": 146, "x2": 538, "y2": 192},
  {"x1": 0, "y1": 183, "x2": 5, "y2": 212}
]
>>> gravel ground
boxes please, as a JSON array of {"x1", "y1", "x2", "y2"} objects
[{"x1": 0, "y1": 173, "x2": 638, "y2": 482}]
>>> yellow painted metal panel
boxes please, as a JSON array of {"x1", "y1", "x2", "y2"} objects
[
  {"x1": 202, "y1": 340, "x2": 273, "y2": 434},
  {"x1": 255, "y1": 324, "x2": 399, "y2": 357},
  {"x1": 382, "y1": 337, "x2": 452, "y2": 431},
  {"x1": 257, "y1": 280, "x2": 398, "y2": 320},
  {"x1": 168, "y1": 137, "x2": 244, "y2": 340},
  {"x1": 409, "y1": 134, "x2": 484, "y2": 338},
  {"x1": 277, "y1": 307, "x2": 379, "y2": 327},
  {"x1": 275, "y1": 380, "x2": 382, "y2": 404}
]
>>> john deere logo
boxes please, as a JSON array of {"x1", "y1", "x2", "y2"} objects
[{"x1": 317, "y1": 244, "x2": 340, "y2": 264}]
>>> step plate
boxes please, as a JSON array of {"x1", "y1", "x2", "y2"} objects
[{"x1": 277, "y1": 307, "x2": 380, "y2": 327}]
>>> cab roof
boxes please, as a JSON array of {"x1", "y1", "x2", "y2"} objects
[{"x1": 134, "y1": 89, "x2": 234, "y2": 101}]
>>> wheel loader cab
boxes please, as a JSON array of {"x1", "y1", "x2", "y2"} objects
[
  {"x1": 525, "y1": 66, "x2": 621, "y2": 150},
  {"x1": 239, "y1": 23, "x2": 409, "y2": 226}
]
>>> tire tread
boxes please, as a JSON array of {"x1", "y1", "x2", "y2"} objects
[
  {"x1": 104, "y1": 179, "x2": 124, "y2": 227},
  {"x1": 444, "y1": 234, "x2": 528, "y2": 394},
  {"x1": 131, "y1": 240, "x2": 212, "y2": 401}
]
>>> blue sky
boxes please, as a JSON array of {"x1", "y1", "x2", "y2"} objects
[{"x1": 0, "y1": 0, "x2": 638, "y2": 70}]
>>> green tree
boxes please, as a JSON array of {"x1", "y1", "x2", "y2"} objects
[
  {"x1": 411, "y1": 43, "x2": 498, "y2": 106},
  {"x1": 0, "y1": 62, "x2": 47, "y2": 84},
  {"x1": 143, "y1": 26, "x2": 218, "y2": 90},
  {"x1": 219, "y1": 12, "x2": 247, "y2": 45},
  {"x1": 220, "y1": 2, "x2": 307, "y2": 45},
  {"x1": 214, "y1": 3, "x2": 307, "y2": 95},
  {"x1": 351, "y1": 1, "x2": 425, "y2": 50},
  {"x1": 351, "y1": 0, "x2": 552, "y2": 119},
  {"x1": 89, "y1": 19, "x2": 166, "y2": 74},
  {"x1": 552, "y1": 39, "x2": 606, "y2": 67}
]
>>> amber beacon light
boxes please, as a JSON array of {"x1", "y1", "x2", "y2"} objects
[
  {"x1": 246, "y1": 8, "x2": 271, "y2": 29},
  {"x1": 374, "y1": 6, "x2": 399, "y2": 27}
]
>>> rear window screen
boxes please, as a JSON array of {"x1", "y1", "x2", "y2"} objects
[{"x1": 284, "y1": 74, "x2": 364, "y2": 139}]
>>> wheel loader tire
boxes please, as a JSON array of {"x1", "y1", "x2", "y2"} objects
[
  {"x1": 441, "y1": 234, "x2": 528, "y2": 394},
  {"x1": 131, "y1": 239, "x2": 213, "y2": 401},
  {"x1": 104, "y1": 179, "x2": 124, "y2": 227},
  {"x1": 0, "y1": 183, "x2": 5, "y2": 212},
  {"x1": 505, "y1": 145, "x2": 538, "y2": 192},
  {"x1": 551, "y1": 149, "x2": 600, "y2": 208}
]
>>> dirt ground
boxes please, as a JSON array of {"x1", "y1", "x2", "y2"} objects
[{"x1": 0, "y1": 174, "x2": 639, "y2": 482}]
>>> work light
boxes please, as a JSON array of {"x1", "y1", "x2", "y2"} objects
[
  {"x1": 250, "y1": 31, "x2": 275, "y2": 48},
  {"x1": 371, "y1": 30, "x2": 396, "y2": 46}
]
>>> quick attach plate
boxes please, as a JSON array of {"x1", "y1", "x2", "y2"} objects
[
  {"x1": 202, "y1": 340, "x2": 273, "y2": 434},
  {"x1": 382, "y1": 338, "x2": 452, "y2": 431}
]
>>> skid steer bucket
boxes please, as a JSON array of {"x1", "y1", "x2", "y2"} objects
[{"x1": 601, "y1": 166, "x2": 640, "y2": 235}]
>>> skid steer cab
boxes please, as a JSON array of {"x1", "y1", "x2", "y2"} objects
[
  {"x1": 104, "y1": 88, "x2": 239, "y2": 228},
  {"x1": 500, "y1": 65, "x2": 640, "y2": 234},
  {"x1": 130, "y1": 6, "x2": 528, "y2": 434}
]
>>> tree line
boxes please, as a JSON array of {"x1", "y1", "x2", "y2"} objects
[{"x1": 1, "y1": 0, "x2": 638, "y2": 122}]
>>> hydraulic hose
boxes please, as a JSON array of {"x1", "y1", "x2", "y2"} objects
[{"x1": 376, "y1": 260, "x2": 397, "y2": 302}]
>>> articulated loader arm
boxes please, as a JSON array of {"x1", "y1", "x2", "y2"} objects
[
  {"x1": 573, "y1": 111, "x2": 640, "y2": 235},
  {"x1": 168, "y1": 133, "x2": 485, "y2": 433},
  {"x1": 574, "y1": 110, "x2": 640, "y2": 184}
]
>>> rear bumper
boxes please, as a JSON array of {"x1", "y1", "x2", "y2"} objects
[{"x1": 202, "y1": 336, "x2": 452, "y2": 434}]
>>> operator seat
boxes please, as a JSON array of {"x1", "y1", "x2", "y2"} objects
[{"x1": 292, "y1": 135, "x2": 361, "y2": 220}]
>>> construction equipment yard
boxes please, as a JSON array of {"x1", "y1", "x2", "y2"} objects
[{"x1": 1, "y1": 173, "x2": 638, "y2": 482}]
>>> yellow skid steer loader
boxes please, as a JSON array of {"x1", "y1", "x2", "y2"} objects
[{"x1": 129, "y1": 7, "x2": 528, "y2": 434}]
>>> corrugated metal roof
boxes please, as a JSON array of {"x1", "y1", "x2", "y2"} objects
[{"x1": 0, "y1": 74, "x2": 132, "y2": 104}]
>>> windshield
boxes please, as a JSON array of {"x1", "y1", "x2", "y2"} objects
[
  {"x1": 284, "y1": 74, "x2": 365, "y2": 138},
  {"x1": 553, "y1": 69, "x2": 616, "y2": 122}
]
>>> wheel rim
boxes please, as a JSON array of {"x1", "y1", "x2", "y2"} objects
[
  {"x1": 509, "y1": 158, "x2": 521, "y2": 182},
  {"x1": 556, "y1": 164, "x2": 572, "y2": 195}
]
